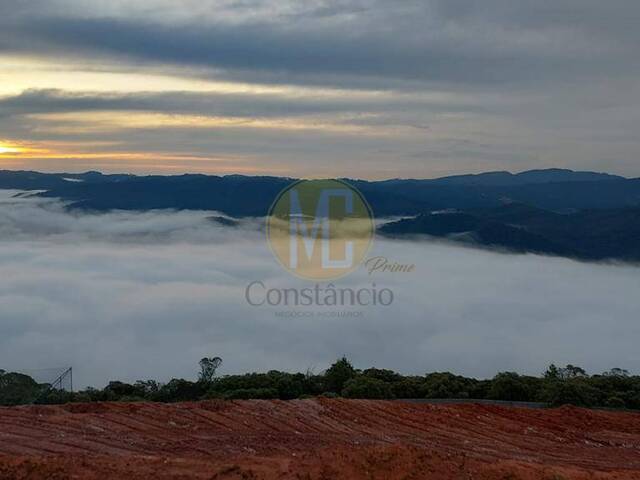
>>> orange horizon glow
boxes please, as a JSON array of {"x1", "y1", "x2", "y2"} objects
[
  {"x1": 0, "y1": 141, "x2": 26, "y2": 155},
  {"x1": 0, "y1": 140, "x2": 290, "y2": 175}
]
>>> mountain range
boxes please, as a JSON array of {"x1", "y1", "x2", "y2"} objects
[
  {"x1": 379, "y1": 203, "x2": 640, "y2": 261},
  {"x1": 1, "y1": 168, "x2": 639, "y2": 262}
]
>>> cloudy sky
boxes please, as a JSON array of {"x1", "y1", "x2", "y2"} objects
[
  {"x1": 1, "y1": 0, "x2": 639, "y2": 178},
  {"x1": 1, "y1": 191, "x2": 639, "y2": 388}
]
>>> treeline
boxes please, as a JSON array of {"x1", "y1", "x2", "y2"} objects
[{"x1": 2, "y1": 359, "x2": 640, "y2": 409}]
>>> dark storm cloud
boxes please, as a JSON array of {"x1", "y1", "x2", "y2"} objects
[
  {"x1": 1, "y1": 1, "x2": 639, "y2": 177},
  {"x1": 0, "y1": 88, "x2": 487, "y2": 119},
  {"x1": 1, "y1": 0, "x2": 639, "y2": 90}
]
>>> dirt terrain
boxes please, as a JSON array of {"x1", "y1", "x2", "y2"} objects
[{"x1": 0, "y1": 399, "x2": 639, "y2": 479}]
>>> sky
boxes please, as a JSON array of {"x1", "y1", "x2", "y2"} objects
[
  {"x1": 0, "y1": 0, "x2": 639, "y2": 179},
  {"x1": 1, "y1": 191, "x2": 639, "y2": 388}
]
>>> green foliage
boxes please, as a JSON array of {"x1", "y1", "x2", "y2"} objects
[
  {"x1": 134, "y1": 380, "x2": 161, "y2": 397},
  {"x1": 319, "y1": 391, "x2": 339, "y2": 398},
  {"x1": 540, "y1": 379, "x2": 602, "y2": 407},
  {"x1": 71, "y1": 391, "x2": 93, "y2": 403},
  {"x1": 544, "y1": 363, "x2": 561, "y2": 380},
  {"x1": 603, "y1": 368, "x2": 630, "y2": 378},
  {"x1": 362, "y1": 368, "x2": 402, "y2": 383},
  {"x1": 488, "y1": 373, "x2": 541, "y2": 402},
  {"x1": 605, "y1": 397, "x2": 626, "y2": 409},
  {"x1": 391, "y1": 377, "x2": 428, "y2": 399},
  {"x1": 342, "y1": 376, "x2": 394, "y2": 399},
  {"x1": 545, "y1": 364, "x2": 587, "y2": 381},
  {"x1": 3, "y1": 360, "x2": 640, "y2": 409},
  {"x1": 324, "y1": 357, "x2": 357, "y2": 393},
  {"x1": 0, "y1": 371, "x2": 45, "y2": 406},
  {"x1": 155, "y1": 378, "x2": 207, "y2": 402},
  {"x1": 105, "y1": 381, "x2": 141, "y2": 398},
  {"x1": 626, "y1": 392, "x2": 640, "y2": 410},
  {"x1": 198, "y1": 357, "x2": 222, "y2": 384},
  {"x1": 220, "y1": 388, "x2": 279, "y2": 400},
  {"x1": 423, "y1": 372, "x2": 477, "y2": 399},
  {"x1": 35, "y1": 389, "x2": 75, "y2": 405},
  {"x1": 468, "y1": 380, "x2": 492, "y2": 399},
  {"x1": 207, "y1": 371, "x2": 311, "y2": 400}
]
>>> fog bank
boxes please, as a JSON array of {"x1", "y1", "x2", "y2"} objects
[{"x1": 0, "y1": 190, "x2": 638, "y2": 388}]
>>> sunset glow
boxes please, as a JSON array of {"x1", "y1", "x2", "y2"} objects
[
  {"x1": 0, "y1": 1, "x2": 638, "y2": 178},
  {"x1": 0, "y1": 142, "x2": 24, "y2": 155}
]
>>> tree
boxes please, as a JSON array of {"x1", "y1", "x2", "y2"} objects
[
  {"x1": 423, "y1": 372, "x2": 476, "y2": 399},
  {"x1": 562, "y1": 365, "x2": 587, "y2": 379},
  {"x1": 0, "y1": 371, "x2": 43, "y2": 406},
  {"x1": 221, "y1": 388, "x2": 279, "y2": 400},
  {"x1": 544, "y1": 364, "x2": 587, "y2": 381},
  {"x1": 488, "y1": 372, "x2": 537, "y2": 402},
  {"x1": 605, "y1": 396, "x2": 626, "y2": 409},
  {"x1": 391, "y1": 377, "x2": 428, "y2": 399},
  {"x1": 342, "y1": 377, "x2": 394, "y2": 399},
  {"x1": 324, "y1": 357, "x2": 357, "y2": 393},
  {"x1": 104, "y1": 381, "x2": 139, "y2": 399},
  {"x1": 544, "y1": 364, "x2": 560, "y2": 380},
  {"x1": 134, "y1": 380, "x2": 161, "y2": 397},
  {"x1": 603, "y1": 368, "x2": 630, "y2": 378},
  {"x1": 199, "y1": 357, "x2": 223, "y2": 384},
  {"x1": 362, "y1": 368, "x2": 402, "y2": 383},
  {"x1": 543, "y1": 379, "x2": 600, "y2": 407},
  {"x1": 157, "y1": 378, "x2": 205, "y2": 402}
]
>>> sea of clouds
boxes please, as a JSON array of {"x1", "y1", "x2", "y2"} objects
[{"x1": 0, "y1": 189, "x2": 639, "y2": 388}]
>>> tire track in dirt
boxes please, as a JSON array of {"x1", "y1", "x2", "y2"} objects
[{"x1": 1, "y1": 399, "x2": 640, "y2": 478}]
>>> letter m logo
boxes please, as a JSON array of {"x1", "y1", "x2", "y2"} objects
[
  {"x1": 267, "y1": 179, "x2": 373, "y2": 280},
  {"x1": 288, "y1": 187, "x2": 354, "y2": 270}
]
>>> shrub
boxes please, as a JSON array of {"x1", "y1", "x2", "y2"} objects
[
  {"x1": 423, "y1": 372, "x2": 475, "y2": 399},
  {"x1": 391, "y1": 378, "x2": 428, "y2": 399},
  {"x1": 155, "y1": 379, "x2": 206, "y2": 402},
  {"x1": 488, "y1": 373, "x2": 539, "y2": 402},
  {"x1": 342, "y1": 377, "x2": 394, "y2": 399},
  {"x1": 605, "y1": 397, "x2": 626, "y2": 409},
  {"x1": 0, "y1": 372, "x2": 44, "y2": 406},
  {"x1": 223, "y1": 388, "x2": 279, "y2": 400},
  {"x1": 543, "y1": 380, "x2": 601, "y2": 407},
  {"x1": 362, "y1": 368, "x2": 402, "y2": 383},
  {"x1": 35, "y1": 389, "x2": 75, "y2": 405}
]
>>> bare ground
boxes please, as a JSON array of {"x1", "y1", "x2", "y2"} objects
[{"x1": 1, "y1": 399, "x2": 639, "y2": 479}]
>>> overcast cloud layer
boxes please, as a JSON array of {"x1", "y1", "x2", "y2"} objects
[
  {"x1": 1, "y1": 190, "x2": 638, "y2": 388},
  {"x1": 0, "y1": 0, "x2": 639, "y2": 177}
]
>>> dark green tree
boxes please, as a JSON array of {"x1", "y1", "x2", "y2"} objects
[
  {"x1": 342, "y1": 377, "x2": 394, "y2": 399},
  {"x1": 0, "y1": 371, "x2": 43, "y2": 406},
  {"x1": 199, "y1": 357, "x2": 223, "y2": 384},
  {"x1": 488, "y1": 372, "x2": 538, "y2": 402},
  {"x1": 324, "y1": 357, "x2": 357, "y2": 393}
]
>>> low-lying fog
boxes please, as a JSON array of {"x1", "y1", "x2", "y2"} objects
[{"x1": 1, "y1": 190, "x2": 638, "y2": 388}]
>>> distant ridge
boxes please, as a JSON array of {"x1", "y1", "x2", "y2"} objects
[
  {"x1": 1, "y1": 167, "x2": 639, "y2": 261},
  {"x1": 379, "y1": 202, "x2": 640, "y2": 262},
  {"x1": 0, "y1": 167, "x2": 629, "y2": 185},
  {"x1": 0, "y1": 167, "x2": 638, "y2": 216},
  {"x1": 430, "y1": 168, "x2": 624, "y2": 186},
  {"x1": 378, "y1": 168, "x2": 625, "y2": 187}
]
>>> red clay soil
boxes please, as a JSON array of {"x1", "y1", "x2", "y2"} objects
[{"x1": 0, "y1": 399, "x2": 639, "y2": 479}]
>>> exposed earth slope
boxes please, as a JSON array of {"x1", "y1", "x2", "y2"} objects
[{"x1": 1, "y1": 399, "x2": 639, "y2": 479}]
